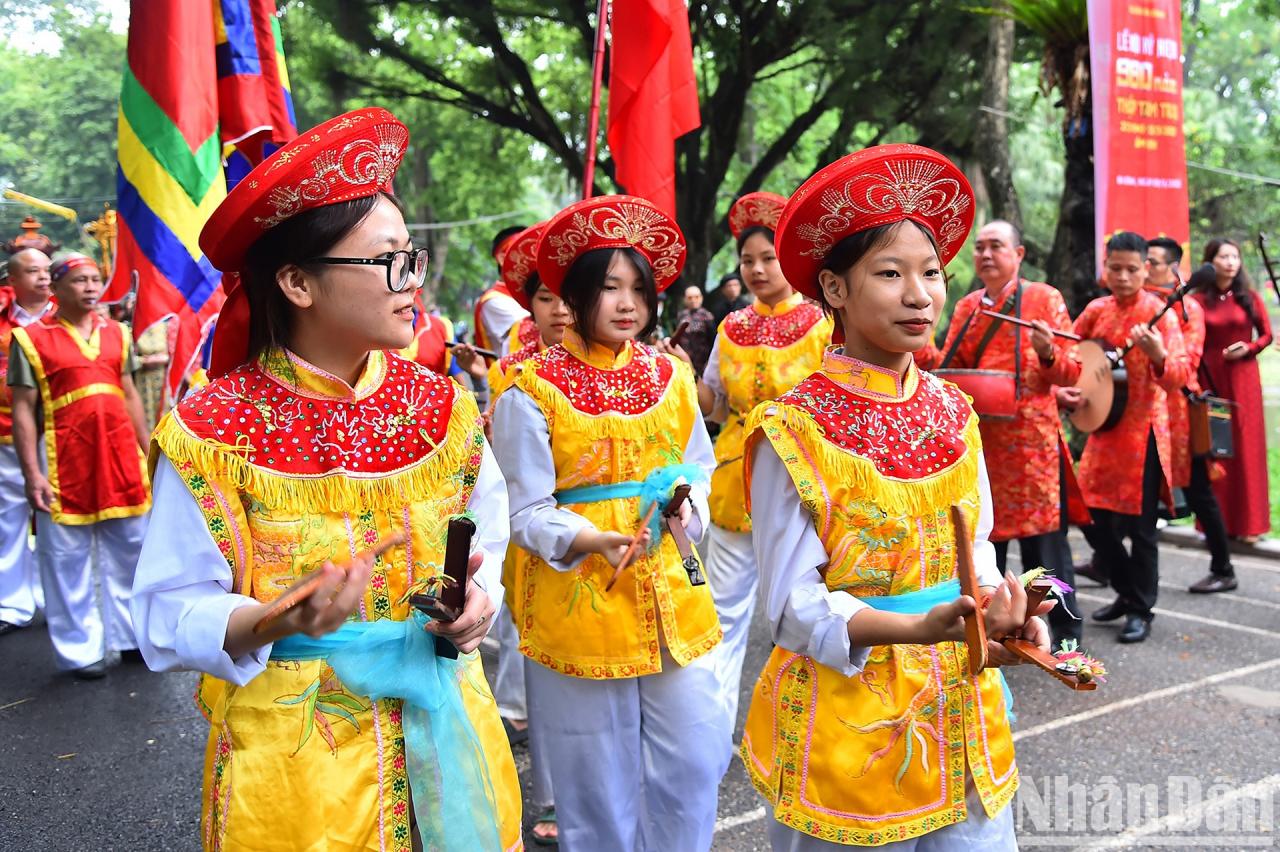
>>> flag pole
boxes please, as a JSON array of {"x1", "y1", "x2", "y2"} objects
[{"x1": 583, "y1": 0, "x2": 609, "y2": 199}]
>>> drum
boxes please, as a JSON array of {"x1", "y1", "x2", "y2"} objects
[
  {"x1": 934, "y1": 369, "x2": 1017, "y2": 420},
  {"x1": 1068, "y1": 340, "x2": 1128, "y2": 434}
]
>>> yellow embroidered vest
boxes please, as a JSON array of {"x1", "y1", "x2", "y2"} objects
[
  {"x1": 485, "y1": 339, "x2": 543, "y2": 624},
  {"x1": 513, "y1": 332, "x2": 721, "y2": 678},
  {"x1": 710, "y1": 295, "x2": 831, "y2": 532},
  {"x1": 151, "y1": 350, "x2": 522, "y2": 852},
  {"x1": 739, "y1": 351, "x2": 1017, "y2": 846}
]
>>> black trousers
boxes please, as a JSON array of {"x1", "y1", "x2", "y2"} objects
[
  {"x1": 1089, "y1": 432, "x2": 1162, "y2": 619},
  {"x1": 992, "y1": 448, "x2": 1083, "y2": 644},
  {"x1": 1184, "y1": 455, "x2": 1233, "y2": 576}
]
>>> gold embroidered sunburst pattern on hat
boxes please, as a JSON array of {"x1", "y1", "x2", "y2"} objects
[
  {"x1": 728, "y1": 192, "x2": 786, "y2": 238},
  {"x1": 546, "y1": 201, "x2": 685, "y2": 286},
  {"x1": 254, "y1": 122, "x2": 410, "y2": 229},
  {"x1": 795, "y1": 157, "x2": 972, "y2": 263}
]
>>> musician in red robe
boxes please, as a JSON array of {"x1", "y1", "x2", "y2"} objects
[
  {"x1": 936, "y1": 220, "x2": 1083, "y2": 645},
  {"x1": 1054, "y1": 232, "x2": 1189, "y2": 644},
  {"x1": 1146, "y1": 238, "x2": 1234, "y2": 592},
  {"x1": 8, "y1": 253, "x2": 151, "y2": 677},
  {"x1": 472, "y1": 226, "x2": 530, "y2": 355}
]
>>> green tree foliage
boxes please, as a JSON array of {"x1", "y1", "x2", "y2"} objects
[
  {"x1": 293, "y1": 0, "x2": 992, "y2": 297},
  {"x1": 0, "y1": 1, "x2": 122, "y2": 252}
]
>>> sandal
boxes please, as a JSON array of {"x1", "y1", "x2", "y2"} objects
[{"x1": 531, "y1": 807, "x2": 557, "y2": 847}]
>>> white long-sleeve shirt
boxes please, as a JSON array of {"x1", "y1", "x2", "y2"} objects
[
  {"x1": 490, "y1": 385, "x2": 714, "y2": 571},
  {"x1": 130, "y1": 446, "x2": 510, "y2": 686},
  {"x1": 749, "y1": 436, "x2": 1001, "y2": 677}
]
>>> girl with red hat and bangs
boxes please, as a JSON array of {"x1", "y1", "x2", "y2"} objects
[
  {"x1": 129, "y1": 108, "x2": 522, "y2": 851},
  {"x1": 491, "y1": 195, "x2": 730, "y2": 851},
  {"x1": 738, "y1": 147, "x2": 1052, "y2": 850}
]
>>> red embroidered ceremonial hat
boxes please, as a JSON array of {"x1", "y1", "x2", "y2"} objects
[
  {"x1": 728, "y1": 191, "x2": 787, "y2": 239},
  {"x1": 536, "y1": 195, "x2": 686, "y2": 295},
  {"x1": 199, "y1": 107, "x2": 410, "y2": 377},
  {"x1": 775, "y1": 144, "x2": 974, "y2": 299},
  {"x1": 501, "y1": 222, "x2": 547, "y2": 309}
]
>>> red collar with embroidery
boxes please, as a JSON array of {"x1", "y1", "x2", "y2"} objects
[
  {"x1": 172, "y1": 352, "x2": 459, "y2": 477},
  {"x1": 778, "y1": 369, "x2": 972, "y2": 480},
  {"x1": 498, "y1": 342, "x2": 542, "y2": 374},
  {"x1": 533, "y1": 343, "x2": 674, "y2": 416},
  {"x1": 722, "y1": 300, "x2": 826, "y2": 348}
]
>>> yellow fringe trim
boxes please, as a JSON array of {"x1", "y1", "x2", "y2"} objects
[
  {"x1": 150, "y1": 388, "x2": 483, "y2": 515},
  {"x1": 718, "y1": 319, "x2": 830, "y2": 369},
  {"x1": 745, "y1": 400, "x2": 982, "y2": 517},
  {"x1": 514, "y1": 352, "x2": 696, "y2": 441}
]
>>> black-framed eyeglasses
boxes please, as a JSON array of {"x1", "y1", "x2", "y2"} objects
[{"x1": 308, "y1": 248, "x2": 429, "y2": 293}]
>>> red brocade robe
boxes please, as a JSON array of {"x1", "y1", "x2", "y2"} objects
[
  {"x1": 934, "y1": 281, "x2": 1083, "y2": 541},
  {"x1": 1060, "y1": 291, "x2": 1189, "y2": 515},
  {"x1": 1147, "y1": 286, "x2": 1205, "y2": 489}
]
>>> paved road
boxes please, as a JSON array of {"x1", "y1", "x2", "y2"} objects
[{"x1": 3, "y1": 533, "x2": 1278, "y2": 851}]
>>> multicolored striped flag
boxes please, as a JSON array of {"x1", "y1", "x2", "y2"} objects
[{"x1": 106, "y1": 0, "x2": 296, "y2": 402}]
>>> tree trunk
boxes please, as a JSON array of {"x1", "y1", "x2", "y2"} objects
[
  {"x1": 1047, "y1": 106, "x2": 1097, "y2": 316},
  {"x1": 976, "y1": 5, "x2": 1022, "y2": 233}
]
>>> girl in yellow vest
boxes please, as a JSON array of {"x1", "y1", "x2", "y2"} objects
[
  {"x1": 740, "y1": 146, "x2": 1052, "y2": 850},
  {"x1": 485, "y1": 221, "x2": 566, "y2": 846},
  {"x1": 669, "y1": 192, "x2": 832, "y2": 725},
  {"x1": 129, "y1": 108, "x2": 522, "y2": 852},
  {"x1": 491, "y1": 195, "x2": 730, "y2": 851}
]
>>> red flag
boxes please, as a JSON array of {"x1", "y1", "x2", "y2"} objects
[{"x1": 606, "y1": 0, "x2": 700, "y2": 217}]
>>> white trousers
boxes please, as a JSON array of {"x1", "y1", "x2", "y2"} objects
[
  {"x1": 493, "y1": 602, "x2": 526, "y2": 719},
  {"x1": 525, "y1": 650, "x2": 732, "y2": 852},
  {"x1": 36, "y1": 513, "x2": 146, "y2": 669},
  {"x1": 0, "y1": 445, "x2": 40, "y2": 625},
  {"x1": 766, "y1": 783, "x2": 1017, "y2": 851},
  {"x1": 492, "y1": 603, "x2": 556, "y2": 808},
  {"x1": 704, "y1": 524, "x2": 759, "y2": 726}
]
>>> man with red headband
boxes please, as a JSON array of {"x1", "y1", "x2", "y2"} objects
[
  {"x1": 0, "y1": 248, "x2": 55, "y2": 636},
  {"x1": 472, "y1": 225, "x2": 530, "y2": 355},
  {"x1": 8, "y1": 252, "x2": 150, "y2": 678}
]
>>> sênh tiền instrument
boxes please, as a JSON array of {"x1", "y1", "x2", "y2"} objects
[
  {"x1": 950, "y1": 506, "x2": 1098, "y2": 690},
  {"x1": 409, "y1": 515, "x2": 476, "y2": 660},
  {"x1": 1068, "y1": 269, "x2": 1196, "y2": 434}
]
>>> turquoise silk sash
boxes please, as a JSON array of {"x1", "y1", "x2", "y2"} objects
[
  {"x1": 555, "y1": 462, "x2": 706, "y2": 545},
  {"x1": 857, "y1": 579, "x2": 1015, "y2": 722},
  {"x1": 271, "y1": 614, "x2": 501, "y2": 851}
]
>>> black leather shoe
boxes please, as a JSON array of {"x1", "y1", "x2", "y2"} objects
[
  {"x1": 1188, "y1": 573, "x2": 1238, "y2": 594},
  {"x1": 1091, "y1": 599, "x2": 1127, "y2": 622},
  {"x1": 1118, "y1": 614, "x2": 1152, "y2": 643},
  {"x1": 72, "y1": 660, "x2": 107, "y2": 680},
  {"x1": 1075, "y1": 560, "x2": 1109, "y2": 587}
]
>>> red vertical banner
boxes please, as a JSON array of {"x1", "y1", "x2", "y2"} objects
[
  {"x1": 607, "y1": 0, "x2": 700, "y2": 218},
  {"x1": 1088, "y1": 0, "x2": 1190, "y2": 269}
]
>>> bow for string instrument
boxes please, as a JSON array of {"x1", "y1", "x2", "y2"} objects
[
  {"x1": 1258, "y1": 233, "x2": 1280, "y2": 307},
  {"x1": 1069, "y1": 270, "x2": 1195, "y2": 434}
]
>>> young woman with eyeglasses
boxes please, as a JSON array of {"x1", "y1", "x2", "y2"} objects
[{"x1": 129, "y1": 109, "x2": 523, "y2": 851}]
